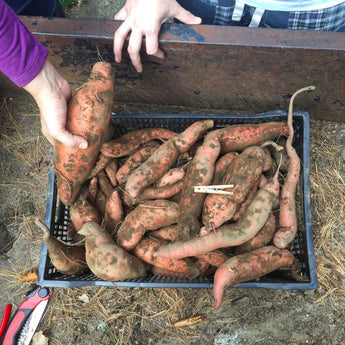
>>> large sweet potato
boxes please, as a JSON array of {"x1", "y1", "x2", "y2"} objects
[
  {"x1": 213, "y1": 246, "x2": 295, "y2": 308},
  {"x1": 53, "y1": 62, "x2": 115, "y2": 206},
  {"x1": 78, "y1": 222, "x2": 146, "y2": 281}
]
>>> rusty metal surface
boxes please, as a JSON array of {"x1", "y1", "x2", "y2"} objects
[{"x1": 1, "y1": 16, "x2": 345, "y2": 122}]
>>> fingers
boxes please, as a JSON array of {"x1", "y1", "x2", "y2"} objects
[
  {"x1": 127, "y1": 30, "x2": 144, "y2": 72},
  {"x1": 174, "y1": 6, "x2": 202, "y2": 25},
  {"x1": 114, "y1": 21, "x2": 131, "y2": 63},
  {"x1": 41, "y1": 120, "x2": 88, "y2": 149},
  {"x1": 145, "y1": 32, "x2": 165, "y2": 59}
]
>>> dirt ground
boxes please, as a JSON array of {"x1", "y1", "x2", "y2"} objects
[{"x1": 1, "y1": 1, "x2": 345, "y2": 345}]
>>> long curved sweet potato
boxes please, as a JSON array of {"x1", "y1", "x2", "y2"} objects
[
  {"x1": 101, "y1": 128, "x2": 176, "y2": 158},
  {"x1": 273, "y1": 86, "x2": 315, "y2": 249},
  {"x1": 154, "y1": 169, "x2": 280, "y2": 259},
  {"x1": 178, "y1": 135, "x2": 221, "y2": 240},
  {"x1": 53, "y1": 62, "x2": 115, "y2": 206},
  {"x1": 213, "y1": 246, "x2": 295, "y2": 309},
  {"x1": 116, "y1": 200, "x2": 180, "y2": 250},
  {"x1": 36, "y1": 220, "x2": 88, "y2": 276},
  {"x1": 78, "y1": 222, "x2": 146, "y2": 281},
  {"x1": 125, "y1": 120, "x2": 214, "y2": 198},
  {"x1": 202, "y1": 145, "x2": 267, "y2": 230},
  {"x1": 207, "y1": 122, "x2": 289, "y2": 154}
]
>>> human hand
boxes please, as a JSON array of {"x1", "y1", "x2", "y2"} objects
[
  {"x1": 114, "y1": 0, "x2": 201, "y2": 72},
  {"x1": 23, "y1": 60, "x2": 88, "y2": 148}
]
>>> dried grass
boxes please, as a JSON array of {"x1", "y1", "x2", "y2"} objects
[{"x1": 309, "y1": 122, "x2": 345, "y2": 302}]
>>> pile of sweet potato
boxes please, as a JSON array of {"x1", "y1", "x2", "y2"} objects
[{"x1": 44, "y1": 62, "x2": 312, "y2": 309}]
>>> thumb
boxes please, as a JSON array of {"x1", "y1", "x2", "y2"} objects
[
  {"x1": 174, "y1": 8, "x2": 202, "y2": 25},
  {"x1": 56, "y1": 129, "x2": 88, "y2": 149}
]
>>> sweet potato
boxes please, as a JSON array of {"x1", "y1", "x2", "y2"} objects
[
  {"x1": 125, "y1": 120, "x2": 214, "y2": 198},
  {"x1": 116, "y1": 200, "x2": 180, "y2": 250},
  {"x1": 104, "y1": 158, "x2": 118, "y2": 187},
  {"x1": 104, "y1": 189, "x2": 124, "y2": 235},
  {"x1": 207, "y1": 122, "x2": 289, "y2": 154},
  {"x1": 154, "y1": 168, "x2": 280, "y2": 259},
  {"x1": 90, "y1": 154, "x2": 112, "y2": 178},
  {"x1": 178, "y1": 136, "x2": 221, "y2": 240},
  {"x1": 273, "y1": 86, "x2": 315, "y2": 249},
  {"x1": 136, "y1": 180, "x2": 184, "y2": 203},
  {"x1": 78, "y1": 221, "x2": 146, "y2": 281},
  {"x1": 53, "y1": 62, "x2": 115, "y2": 206},
  {"x1": 95, "y1": 189, "x2": 107, "y2": 218},
  {"x1": 116, "y1": 143, "x2": 160, "y2": 185},
  {"x1": 152, "y1": 265, "x2": 197, "y2": 278},
  {"x1": 133, "y1": 236, "x2": 199, "y2": 277},
  {"x1": 88, "y1": 176, "x2": 98, "y2": 201},
  {"x1": 212, "y1": 152, "x2": 238, "y2": 185},
  {"x1": 69, "y1": 187, "x2": 101, "y2": 231},
  {"x1": 232, "y1": 177, "x2": 261, "y2": 222},
  {"x1": 101, "y1": 128, "x2": 176, "y2": 158},
  {"x1": 150, "y1": 225, "x2": 181, "y2": 241},
  {"x1": 156, "y1": 167, "x2": 185, "y2": 187},
  {"x1": 36, "y1": 220, "x2": 88, "y2": 275},
  {"x1": 213, "y1": 246, "x2": 295, "y2": 309},
  {"x1": 202, "y1": 145, "x2": 267, "y2": 230},
  {"x1": 233, "y1": 212, "x2": 276, "y2": 255},
  {"x1": 98, "y1": 171, "x2": 114, "y2": 198},
  {"x1": 195, "y1": 250, "x2": 228, "y2": 267}
]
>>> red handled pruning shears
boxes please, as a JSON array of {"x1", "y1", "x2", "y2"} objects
[{"x1": 0, "y1": 286, "x2": 53, "y2": 345}]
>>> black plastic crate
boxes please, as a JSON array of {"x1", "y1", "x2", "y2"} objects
[{"x1": 38, "y1": 111, "x2": 317, "y2": 289}]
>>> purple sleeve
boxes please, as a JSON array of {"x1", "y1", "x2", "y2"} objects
[{"x1": 0, "y1": 0, "x2": 49, "y2": 87}]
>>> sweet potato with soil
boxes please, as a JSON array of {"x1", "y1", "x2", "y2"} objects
[
  {"x1": 154, "y1": 168, "x2": 280, "y2": 259},
  {"x1": 195, "y1": 250, "x2": 228, "y2": 267},
  {"x1": 116, "y1": 143, "x2": 160, "y2": 185},
  {"x1": 273, "y1": 86, "x2": 315, "y2": 249},
  {"x1": 104, "y1": 158, "x2": 118, "y2": 187},
  {"x1": 133, "y1": 236, "x2": 199, "y2": 277},
  {"x1": 104, "y1": 189, "x2": 124, "y2": 236},
  {"x1": 53, "y1": 62, "x2": 115, "y2": 206},
  {"x1": 88, "y1": 176, "x2": 98, "y2": 201},
  {"x1": 136, "y1": 180, "x2": 184, "y2": 203},
  {"x1": 125, "y1": 120, "x2": 214, "y2": 198},
  {"x1": 202, "y1": 145, "x2": 267, "y2": 230},
  {"x1": 152, "y1": 265, "x2": 199, "y2": 278},
  {"x1": 212, "y1": 152, "x2": 238, "y2": 185},
  {"x1": 36, "y1": 220, "x2": 88, "y2": 275},
  {"x1": 207, "y1": 122, "x2": 289, "y2": 154},
  {"x1": 150, "y1": 225, "x2": 181, "y2": 241},
  {"x1": 97, "y1": 171, "x2": 114, "y2": 198},
  {"x1": 156, "y1": 167, "x2": 186, "y2": 187},
  {"x1": 233, "y1": 212, "x2": 277, "y2": 255},
  {"x1": 178, "y1": 136, "x2": 221, "y2": 240},
  {"x1": 69, "y1": 187, "x2": 101, "y2": 231},
  {"x1": 213, "y1": 246, "x2": 295, "y2": 309},
  {"x1": 116, "y1": 200, "x2": 180, "y2": 250},
  {"x1": 101, "y1": 128, "x2": 176, "y2": 158},
  {"x1": 78, "y1": 222, "x2": 146, "y2": 281}
]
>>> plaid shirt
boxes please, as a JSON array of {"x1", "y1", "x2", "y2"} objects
[{"x1": 190, "y1": 0, "x2": 345, "y2": 30}]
